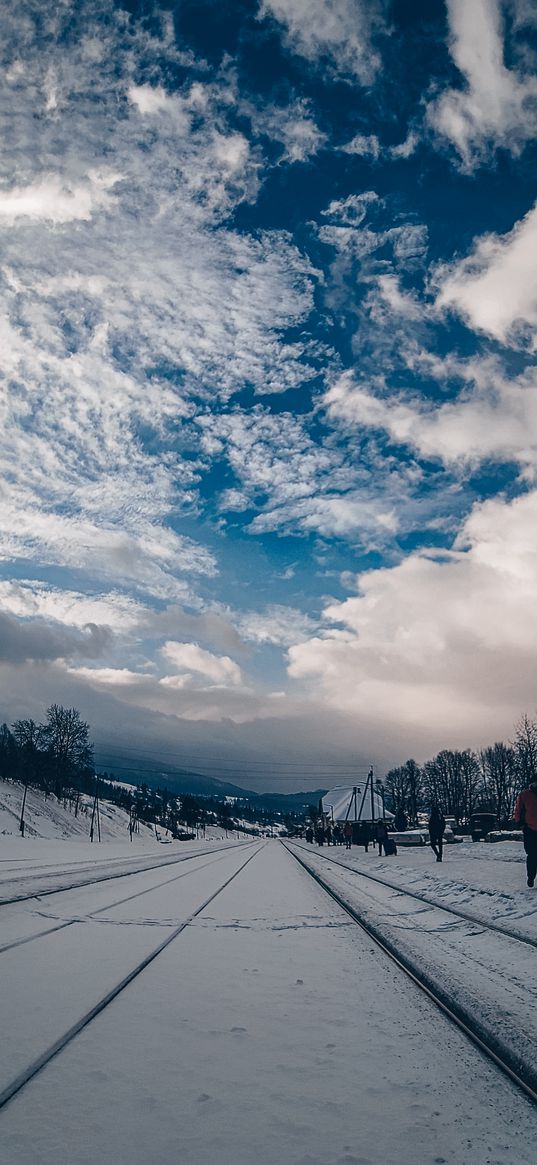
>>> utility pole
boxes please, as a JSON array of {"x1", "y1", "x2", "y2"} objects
[
  {"x1": 369, "y1": 767, "x2": 375, "y2": 823},
  {"x1": 90, "y1": 775, "x2": 101, "y2": 842},
  {"x1": 19, "y1": 779, "x2": 29, "y2": 837}
]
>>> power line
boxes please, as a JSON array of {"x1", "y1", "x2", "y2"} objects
[{"x1": 94, "y1": 744, "x2": 371, "y2": 770}]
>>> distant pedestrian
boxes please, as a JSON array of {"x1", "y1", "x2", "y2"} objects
[
  {"x1": 375, "y1": 820, "x2": 388, "y2": 856},
  {"x1": 394, "y1": 808, "x2": 408, "y2": 832},
  {"x1": 333, "y1": 824, "x2": 343, "y2": 846},
  {"x1": 326, "y1": 823, "x2": 333, "y2": 846},
  {"x1": 305, "y1": 826, "x2": 314, "y2": 844},
  {"x1": 359, "y1": 821, "x2": 371, "y2": 853},
  {"x1": 315, "y1": 825, "x2": 326, "y2": 847},
  {"x1": 428, "y1": 806, "x2": 446, "y2": 862},
  {"x1": 343, "y1": 820, "x2": 352, "y2": 850},
  {"x1": 514, "y1": 782, "x2": 537, "y2": 887}
]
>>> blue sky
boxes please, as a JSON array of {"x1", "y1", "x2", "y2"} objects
[{"x1": 1, "y1": 0, "x2": 537, "y2": 789}]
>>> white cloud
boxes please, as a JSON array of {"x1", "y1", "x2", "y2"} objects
[
  {"x1": 435, "y1": 201, "x2": 537, "y2": 345},
  {"x1": 324, "y1": 363, "x2": 537, "y2": 471},
  {"x1": 322, "y1": 191, "x2": 379, "y2": 225},
  {"x1": 288, "y1": 489, "x2": 537, "y2": 739},
  {"x1": 161, "y1": 641, "x2": 243, "y2": 686},
  {"x1": 341, "y1": 133, "x2": 380, "y2": 158},
  {"x1": 258, "y1": 0, "x2": 383, "y2": 84},
  {"x1": 128, "y1": 84, "x2": 184, "y2": 117},
  {"x1": 0, "y1": 4, "x2": 319, "y2": 603},
  {"x1": 249, "y1": 98, "x2": 326, "y2": 162},
  {"x1": 236, "y1": 605, "x2": 319, "y2": 646},
  {"x1": 0, "y1": 580, "x2": 144, "y2": 632},
  {"x1": 427, "y1": 0, "x2": 537, "y2": 167},
  {"x1": 0, "y1": 171, "x2": 120, "y2": 223}
]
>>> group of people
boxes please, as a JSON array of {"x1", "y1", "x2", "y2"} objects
[
  {"x1": 427, "y1": 788, "x2": 537, "y2": 879},
  {"x1": 303, "y1": 781, "x2": 537, "y2": 887},
  {"x1": 305, "y1": 809, "x2": 447, "y2": 862},
  {"x1": 305, "y1": 818, "x2": 394, "y2": 856}
]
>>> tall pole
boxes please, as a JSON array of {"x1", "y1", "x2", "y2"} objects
[
  {"x1": 19, "y1": 780, "x2": 28, "y2": 837},
  {"x1": 90, "y1": 775, "x2": 99, "y2": 842},
  {"x1": 369, "y1": 767, "x2": 375, "y2": 823}
]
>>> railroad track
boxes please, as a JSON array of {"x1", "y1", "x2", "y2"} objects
[
  {"x1": 0, "y1": 847, "x2": 241, "y2": 956},
  {"x1": 290, "y1": 839, "x2": 537, "y2": 951},
  {"x1": 0, "y1": 842, "x2": 264, "y2": 1112},
  {"x1": 0, "y1": 838, "x2": 250, "y2": 906},
  {"x1": 284, "y1": 841, "x2": 537, "y2": 1106}
]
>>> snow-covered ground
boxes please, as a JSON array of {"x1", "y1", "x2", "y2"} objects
[
  {"x1": 288, "y1": 838, "x2": 537, "y2": 1093},
  {"x1": 1, "y1": 840, "x2": 536, "y2": 1163},
  {"x1": 0, "y1": 778, "x2": 158, "y2": 844},
  {"x1": 294, "y1": 835, "x2": 537, "y2": 940}
]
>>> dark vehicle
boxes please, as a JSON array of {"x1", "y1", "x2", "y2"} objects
[{"x1": 470, "y1": 812, "x2": 496, "y2": 842}]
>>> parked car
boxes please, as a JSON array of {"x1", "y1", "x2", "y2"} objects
[{"x1": 469, "y1": 812, "x2": 497, "y2": 842}]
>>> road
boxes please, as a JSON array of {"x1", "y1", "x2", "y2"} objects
[{"x1": 1, "y1": 840, "x2": 535, "y2": 1164}]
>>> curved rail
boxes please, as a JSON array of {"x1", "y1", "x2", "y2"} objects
[
  {"x1": 0, "y1": 843, "x2": 264, "y2": 1112},
  {"x1": 284, "y1": 842, "x2": 537, "y2": 1107}
]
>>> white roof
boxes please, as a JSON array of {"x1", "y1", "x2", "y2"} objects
[{"x1": 322, "y1": 785, "x2": 394, "y2": 822}]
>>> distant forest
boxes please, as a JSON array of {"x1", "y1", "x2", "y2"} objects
[
  {"x1": 381, "y1": 714, "x2": 537, "y2": 826},
  {"x1": 0, "y1": 704, "x2": 302, "y2": 838},
  {"x1": 2, "y1": 705, "x2": 537, "y2": 834}
]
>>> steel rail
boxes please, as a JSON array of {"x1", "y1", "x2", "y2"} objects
[
  {"x1": 284, "y1": 842, "x2": 537, "y2": 1107},
  {"x1": 291, "y1": 840, "x2": 537, "y2": 952},
  {"x1": 0, "y1": 849, "x2": 235, "y2": 956},
  {"x1": 0, "y1": 839, "x2": 251, "y2": 907},
  {"x1": 0, "y1": 843, "x2": 264, "y2": 1112}
]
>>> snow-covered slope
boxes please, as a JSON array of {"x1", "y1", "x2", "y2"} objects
[{"x1": 0, "y1": 779, "x2": 156, "y2": 844}]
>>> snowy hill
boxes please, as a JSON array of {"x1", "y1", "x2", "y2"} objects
[{"x1": 0, "y1": 779, "x2": 157, "y2": 844}]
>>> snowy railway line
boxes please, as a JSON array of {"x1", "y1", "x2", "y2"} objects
[
  {"x1": 0, "y1": 845, "x2": 255, "y2": 956},
  {"x1": 286, "y1": 841, "x2": 537, "y2": 1104},
  {"x1": 0, "y1": 837, "x2": 249, "y2": 906},
  {"x1": 0, "y1": 843, "x2": 264, "y2": 1112},
  {"x1": 290, "y1": 841, "x2": 537, "y2": 951},
  {"x1": 2, "y1": 840, "x2": 537, "y2": 1164}
]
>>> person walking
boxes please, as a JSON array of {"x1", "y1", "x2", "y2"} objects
[
  {"x1": 514, "y1": 781, "x2": 537, "y2": 887},
  {"x1": 343, "y1": 820, "x2": 352, "y2": 850},
  {"x1": 428, "y1": 806, "x2": 446, "y2": 862},
  {"x1": 375, "y1": 819, "x2": 388, "y2": 856}
]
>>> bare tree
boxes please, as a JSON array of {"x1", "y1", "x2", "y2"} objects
[
  {"x1": 40, "y1": 705, "x2": 93, "y2": 799},
  {"x1": 512, "y1": 714, "x2": 537, "y2": 789},
  {"x1": 480, "y1": 742, "x2": 518, "y2": 823}
]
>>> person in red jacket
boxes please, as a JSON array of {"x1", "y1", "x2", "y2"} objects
[{"x1": 514, "y1": 781, "x2": 537, "y2": 887}]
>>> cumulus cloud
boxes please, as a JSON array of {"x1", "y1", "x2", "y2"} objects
[
  {"x1": 324, "y1": 363, "x2": 537, "y2": 472},
  {"x1": 235, "y1": 605, "x2": 319, "y2": 646},
  {"x1": 321, "y1": 191, "x2": 379, "y2": 226},
  {"x1": 288, "y1": 489, "x2": 537, "y2": 740},
  {"x1": 341, "y1": 133, "x2": 381, "y2": 158},
  {"x1": 161, "y1": 641, "x2": 243, "y2": 686},
  {"x1": 427, "y1": 0, "x2": 537, "y2": 167},
  {"x1": 0, "y1": 580, "x2": 144, "y2": 632},
  {"x1": 249, "y1": 98, "x2": 326, "y2": 162},
  {"x1": 0, "y1": 610, "x2": 111, "y2": 663},
  {"x1": 258, "y1": 0, "x2": 384, "y2": 84},
  {"x1": 435, "y1": 200, "x2": 537, "y2": 345},
  {"x1": 0, "y1": 170, "x2": 120, "y2": 223}
]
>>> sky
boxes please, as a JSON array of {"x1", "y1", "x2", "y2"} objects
[{"x1": 1, "y1": 0, "x2": 537, "y2": 791}]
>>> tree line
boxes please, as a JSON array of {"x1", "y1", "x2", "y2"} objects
[
  {"x1": 382, "y1": 714, "x2": 537, "y2": 827},
  {"x1": 0, "y1": 704, "x2": 299, "y2": 839}
]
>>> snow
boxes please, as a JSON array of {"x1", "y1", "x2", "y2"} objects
[
  {"x1": 289, "y1": 838, "x2": 537, "y2": 1093},
  {"x1": 1, "y1": 840, "x2": 536, "y2": 1163},
  {"x1": 0, "y1": 779, "x2": 157, "y2": 844}
]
